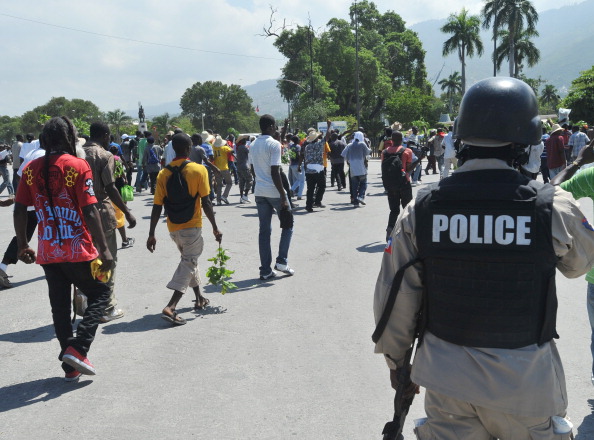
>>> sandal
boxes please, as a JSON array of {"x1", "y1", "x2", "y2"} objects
[
  {"x1": 161, "y1": 311, "x2": 186, "y2": 325},
  {"x1": 193, "y1": 297, "x2": 210, "y2": 310}
]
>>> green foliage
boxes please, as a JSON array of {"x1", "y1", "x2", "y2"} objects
[
  {"x1": 494, "y1": 29, "x2": 540, "y2": 77},
  {"x1": 20, "y1": 97, "x2": 103, "y2": 135},
  {"x1": 0, "y1": 115, "x2": 22, "y2": 143},
  {"x1": 105, "y1": 109, "x2": 132, "y2": 138},
  {"x1": 72, "y1": 117, "x2": 90, "y2": 136},
  {"x1": 180, "y1": 81, "x2": 259, "y2": 134},
  {"x1": 441, "y1": 8, "x2": 484, "y2": 94},
  {"x1": 170, "y1": 115, "x2": 197, "y2": 134},
  {"x1": 273, "y1": 2, "x2": 430, "y2": 137},
  {"x1": 385, "y1": 87, "x2": 440, "y2": 126},
  {"x1": 563, "y1": 66, "x2": 594, "y2": 122},
  {"x1": 206, "y1": 246, "x2": 237, "y2": 295},
  {"x1": 481, "y1": 0, "x2": 539, "y2": 77}
]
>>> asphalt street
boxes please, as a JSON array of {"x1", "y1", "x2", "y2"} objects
[{"x1": 0, "y1": 160, "x2": 593, "y2": 439}]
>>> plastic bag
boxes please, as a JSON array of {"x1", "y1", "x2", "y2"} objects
[{"x1": 121, "y1": 185, "x2": 134, "y2": 202}]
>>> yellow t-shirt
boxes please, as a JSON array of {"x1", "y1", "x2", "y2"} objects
[
  {"x1": 213, "y1": 145, "x2": 232, "y2": 170},
  {"x1": 154, "y1": 158, "x2": 210, "y2": 232}
]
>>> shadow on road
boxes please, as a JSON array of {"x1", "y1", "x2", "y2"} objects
[
  {"x1": 9, "y1": 275, "x2": 46, "y2": 288},
  {"x1": 357, "y1": 242, "x2": 387, "y2": 253},
  {"x1": 0, "y1": 324, "x2": 55, "y2": 344},
  {"x1": 0, "y1": 377, "x2": 92, "y2": 413},
  {"x1": 576, "y1": 399, "x2": 594, "y2": 439}
]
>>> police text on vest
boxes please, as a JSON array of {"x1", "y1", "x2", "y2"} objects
[{"x1": 432, "y1": 214, "x2": 531, "y2": 245}]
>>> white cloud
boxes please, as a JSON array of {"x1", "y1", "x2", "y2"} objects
[{"x1": 0, "y1": 0, "x2": 581, "y2": 116}]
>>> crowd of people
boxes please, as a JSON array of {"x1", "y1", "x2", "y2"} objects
[{"x1": 2, "y1": 82, "x2": 594, "y2": 438}]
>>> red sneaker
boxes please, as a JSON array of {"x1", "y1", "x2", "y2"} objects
[
  {"x1": 62, "y1": 346, "x2": 96, "y2": 375},
  {"x1": 64, "y1": 370, "x2": 82, "y2": 382}
]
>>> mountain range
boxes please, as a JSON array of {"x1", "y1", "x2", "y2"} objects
[{"x1": 137, "y1": 0, "x2": 594, "y2": 120}]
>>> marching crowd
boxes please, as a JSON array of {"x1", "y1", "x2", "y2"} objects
[{"x1": 3, "y1": 79, "x2": 594, "y2": 438}]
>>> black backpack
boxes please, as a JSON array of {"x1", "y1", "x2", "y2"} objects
[
  {"x1": 381, "y1": 149, "x2": 408, "y2": 191},
  {"x1": 163, "y1": 161, "x2": 198, "y2": 224}
]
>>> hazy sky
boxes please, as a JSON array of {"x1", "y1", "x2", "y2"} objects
[{"x1": 0, "y1": 0, "x2": 580, "y2": 116}]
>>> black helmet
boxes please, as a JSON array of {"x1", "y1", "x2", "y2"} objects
[{"x1": 454, "y1": 77, "x2": 541, "y2": 146}]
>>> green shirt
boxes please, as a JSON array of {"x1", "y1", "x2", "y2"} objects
[
  {"x1": 560, "y1": 166, "x2": 594, "y2": 282},
  {"x1": 137, "y1": 138, "x2": 147, "y2": 164}
]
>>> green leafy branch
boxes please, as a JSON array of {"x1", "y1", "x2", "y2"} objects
[{"x1": 206, "y1": 246, "x2": 237, "y2": 294}]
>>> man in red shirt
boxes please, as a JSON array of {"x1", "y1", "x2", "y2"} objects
[
  {"x1": 545, "y1": 124, "x2": 567, "y2": 178},
  {"x1": 382, "y1": 131, "x2": 418, "y2": 241},
  {"x1": 14, "y1": 116, "x2": 114, "y2": 381}
]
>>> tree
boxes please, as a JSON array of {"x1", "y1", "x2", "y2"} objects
[
  {"x1": 438, "y1": 71, "x2": 462, "y2": 114},
  {"x1": 385, "y1": 87, "x2": 440, "y2": 126},
  {"x1": 180, "y1": 81, "x2": 258, "y2": 134},
  {"x1": 20, "y1": 97, "x2": 103, "y2": 135},
  {"x1": 105, "y1": 109, "x2": 132, "y2": 139},
  {"x1": 441, "y1": 9, "x2": 483, "y2": 95},
  {"x1": 485, "y1": 0, "x2": 538, "y2": 77},
  {"x1": 563, "y1": 66, "x2": 594, "y2": 122},
  {"x1": 540, "y1": 84, "x2": 560, "y2": 112},
  {"x1": 0, "y1": 116, "x2": 22, "y2": 143},
  {"x1": 493, "y1": 28, "x2": 540, "y2": 77},
  {"x1": 482, "y1": 0, "x2": 505, "y2": 76},
  {"x1": 269, "y1": 2, "x2": 431, "y2": 136},
  {"x1": 150, "y1": 113, "x2": 174, "y2": 137}
]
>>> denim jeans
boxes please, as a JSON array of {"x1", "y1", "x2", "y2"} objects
[
  {"x1": 548, "y1": 166, "x2": 565, "y2": 179},
  {"x1": 255, "y1": 196, "x2": 293, "y2": 276},
  {"x1": 587, "y1": 283, "x2": 594, "y2": 377},
  {"x1": 0, "y1": 164, "x2": 14, "y2": 195},
  {"x1": 290, "y1": 164, "x2": 305, "y2": 197},
  {"x1": 134, "y1": 167, "x2": 148, "y2": 191},
  {"x1": 350, "y1": 175, "x2": 367, "y2": 205}
]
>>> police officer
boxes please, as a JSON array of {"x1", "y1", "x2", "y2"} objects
[{"x1": 373, "y1": 77, "x2": 594, "y2": 439}]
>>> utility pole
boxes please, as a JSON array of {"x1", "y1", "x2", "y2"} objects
[{"x1": 355, "y1": 0, "x2": 360, "y2": 128}]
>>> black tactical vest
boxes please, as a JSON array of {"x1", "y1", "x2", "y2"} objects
[{"x1": 415, "y1": 169, "x2": 558, "y2": 349}]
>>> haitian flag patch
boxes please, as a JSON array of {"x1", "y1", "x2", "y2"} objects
[
  {"x1": 582, "y1": 217, "x2": 594, "y2": 231},
  {"x1": 385, "y1": 237, "x2": 393, "y2": 254}
]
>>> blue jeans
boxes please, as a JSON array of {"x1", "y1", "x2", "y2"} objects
[
  {"x1": 290, "y1": 164, "x2": 305, "y2": 197},
  {"x1": 0, "y1": 164, "x2": 14, "y2": 195},
  {"x1": 134, "y1": 166, "x2": 148, "y2": 191},
  {"x1": 255, "y1": 196, "x2": 293, "y2": 276},
  {"x1": 350, "y1": 175, "x2": 367, "y2": 205},
  {"x1": 548, "y1": 166, "x2": 565, "y2": 179},
  {"x1": 587, "y1": 283, "x2": 594, "y2": 375}
]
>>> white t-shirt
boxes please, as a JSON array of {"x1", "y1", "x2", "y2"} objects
[
  {"x1": 164, "y1": 141, "x2": 175, "y2": 166},
  {"x1": 19, "y1": 140, "x2": 40, "y2": 162},
  {"x1": 248, "y1": 135, "x2": 282, "y2": 198},
  {"x1": 441, "y1": 132, "x2": 456, "y2": 159}
]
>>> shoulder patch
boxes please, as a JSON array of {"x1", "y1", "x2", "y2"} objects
[
  {"x1": 582, "y1": 217, "x2": 594, "y2": 231},
  {"x1": 384, "y1": 237, "x2": 393, "y2": 254}
]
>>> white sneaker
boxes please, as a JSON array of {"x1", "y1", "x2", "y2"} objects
[
  {"x1": 274, "y1": 263, "x2": 295, "y2": 276},
  {"x1": 244, "y1": 196, "x2": 251, "y2": 203},
  {"x1": 100, "y1": 308, "x2": 124, "y2": 323},
  {"x1": 260, "y1": 270, "x2": 277, "y2": 280}
]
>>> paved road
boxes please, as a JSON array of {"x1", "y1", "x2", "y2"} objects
[{"x1": 0, "y1": 160, "x2": 593, "y2": 439}]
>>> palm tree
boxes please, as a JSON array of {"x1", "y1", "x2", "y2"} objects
[
  {"x1": 482, "y1": 0, "x2": 504, "y2": 76},
  {"x1": 485, "y1": 0, "x2": 538, "y2": 77},
  {"x1": 441, "y1": 9, "x2": 484, "y2": 95},
  {"x1": 438, "y1": 71, "x2": 462, "y2": 113},
  {"x1": 541, "y1": 84, "x2": 560, "y2": 110},
  {"x1": 105, "y1": 109, "x2": 132, "y2": 139},
  {"x1": 494, "y1": 28, "x2": 540, "y2": 77}
]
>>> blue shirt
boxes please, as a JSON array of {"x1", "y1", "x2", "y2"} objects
[{"x1": 202, "y1": 143, "x2": 213, "y2": 158}]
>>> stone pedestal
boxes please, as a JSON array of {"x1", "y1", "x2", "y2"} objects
[{"x1": 138, "y1": 122, "x2": 148, "y2": 133}]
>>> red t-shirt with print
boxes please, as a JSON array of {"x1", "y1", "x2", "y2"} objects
[{"x1": 15, "y1": 153, "x2": 99, "y2": 264}]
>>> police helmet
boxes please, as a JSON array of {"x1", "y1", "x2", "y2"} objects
[{"x1": 454, "y1": 77, "x2": 541, "y2": 147}]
